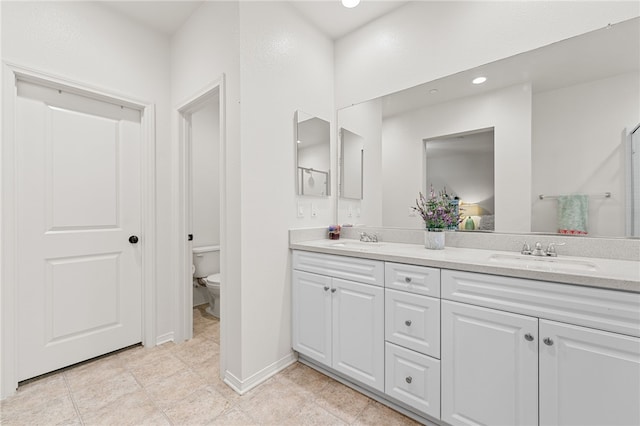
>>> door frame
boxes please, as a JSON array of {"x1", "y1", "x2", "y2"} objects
[
  {"x1": 0, "y1": 62, "x2": 157, "y2": 398},
  {"x1": 174, "y1": 77, "x2": 225, "y2": 370}
]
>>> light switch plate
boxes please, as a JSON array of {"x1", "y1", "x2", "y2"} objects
[
  {"x1": 311, "y1": 203, "x2": 318, "y2": 217},
  {"x1": 297, "y1": 202, "x2": 305, "y2": 218}
]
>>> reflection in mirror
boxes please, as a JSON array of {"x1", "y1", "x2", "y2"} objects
[
  {"x1": 426, "y1": 129, "x2": 495, "y2": 231},
  {"x1": 336, "y1": 17, "x2": 639, "y2": 238},
  {"x1": 340, "y1": 128, "x2": 364, "y2": 200},
  {"x1": 295, "y1": 110, "x2": 330, "y2": 197}
]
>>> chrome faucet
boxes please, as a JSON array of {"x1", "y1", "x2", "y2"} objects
[
  {"x1": 545, "y1": 242, "x2": 565, "y2": 257},
  {"x1": 523, "y1": 241, "x2": 565, "y2": 257},
  {"x1": 360, "y1": 232, "x2": 379, "y2": 243}
]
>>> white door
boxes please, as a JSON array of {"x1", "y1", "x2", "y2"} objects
[
  {"x1": 441, "y1": 300, "x2": 538, "y2": 426},
  {"x1": 291, "y1": 270, "x2": 332, "y2": 366},
  {"x1": 539, "y1": 320, "x2": 640, "y2": 426},
  {"x1": 16, "y1": 80, "x2": 143, "y2": 381},
  {"x1": 332, "y1": 278, "x2": 384, "y2": 392}
]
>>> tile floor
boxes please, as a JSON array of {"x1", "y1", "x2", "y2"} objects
[{"x1": 1, "y1": 305, "x2": 420, "y2": 425}]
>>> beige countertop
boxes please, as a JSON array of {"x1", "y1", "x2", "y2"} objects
[{"x1": 290, "y1": 239, "x2": 640, "y2": 293}]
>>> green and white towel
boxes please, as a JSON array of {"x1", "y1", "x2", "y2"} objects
[{"x1": 558, "y1": 194, "x2": 588, "y2": 235}]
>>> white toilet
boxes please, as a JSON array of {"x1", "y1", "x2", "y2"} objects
[{"x1": 192, "y1": 245, "x2": 221, "y2": 317}]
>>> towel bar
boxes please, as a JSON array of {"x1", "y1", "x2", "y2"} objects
[{"x1": 539, "y1": 192, "x2": 611, "y2": 200}]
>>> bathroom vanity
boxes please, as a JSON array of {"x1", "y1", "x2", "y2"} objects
[{"x1": 290, "y1": 237, "x2": 640, "y2": 426}]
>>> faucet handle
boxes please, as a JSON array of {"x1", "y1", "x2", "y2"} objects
[
  {"x1": 545, "y1": 242, "x2": 566, "y2": 257},
  {"x1": 521, "y1": 242, "x2": 532, "y2": 255}
]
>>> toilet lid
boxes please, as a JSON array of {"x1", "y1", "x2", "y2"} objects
[{"x1": 206, "y1": 273, "x2": 221, "y2": 285}]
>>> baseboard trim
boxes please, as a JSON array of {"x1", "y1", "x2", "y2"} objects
[
  {"x1": 155, "y1": 332, "x2": 174, "y2": 346},
  {"x1": 223, "y1": 351, "x2": 297, "y2": 395}
]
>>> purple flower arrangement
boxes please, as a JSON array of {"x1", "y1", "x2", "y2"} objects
[{"x1": 412, "y1": 186, "x2": 462, "y2": 230}]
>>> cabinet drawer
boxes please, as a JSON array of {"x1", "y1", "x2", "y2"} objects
[
  {"x1": 385, "y1": 342, "x2": 440, "y2": 420},
  {"x1": 292, "y1": 250, "x2": 384, "y2": 287},
  {"x1": 442, "y1": 269, "x2": 640, "y2": 337},
  {"x1": 385, "y1": 262, "x2": 440, "y2": 297},
  {"x1": 385, "y1": 289, "x2": 440, "y2": 358}
]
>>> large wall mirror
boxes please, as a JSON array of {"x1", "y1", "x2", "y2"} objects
[
  {"x1": 295, "y1": 110, "x2": 330, "y2": 197},
  {"x1": 337, "y1": 17, "x2": 639, "y2": 238}
]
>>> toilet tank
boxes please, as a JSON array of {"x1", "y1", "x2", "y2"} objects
[{"x1": 192, "y1": 245, "x2": 220, "y2": 278}]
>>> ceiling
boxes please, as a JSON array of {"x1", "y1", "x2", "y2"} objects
[{"x1": 100, "y1": 1, "x2": 408, "y2": 39}]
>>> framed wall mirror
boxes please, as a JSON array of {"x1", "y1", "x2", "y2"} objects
[
  {"x1": 340, "y1": 128, "x2": 364, "y2": 200},
  {"x1": 336, "y1": 17, "x2": 639, "y2": 238},
  {"x1": 295, "y1": 110, "x2": 330, "y2": 197}
]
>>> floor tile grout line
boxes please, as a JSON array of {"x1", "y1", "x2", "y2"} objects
[{"x1": 61, "y1": 371, "x2": 85, "y2": 426}]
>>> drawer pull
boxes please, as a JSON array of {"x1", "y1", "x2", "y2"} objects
[
  {"x1": 324, "y1": 286, "x2": 330, "y2": 291},
  {"x1": 524, "y1": 333, "x2": 534, "y2": 342},
  {"x1": 404, "y1": 276, "x2": 412, "y2": 283},
  {"x1": 331, "y1": 288, "x2": 336, "y2": 293},
  {"x1": 405, "y1": 376, "x2": 412, "y2": 384},
  {"x1": 543, "y1": 337, "x2": 554, "y2": 346},
  {"x1": 405, "y1": 320, "x2": 412, "y2": 326}
]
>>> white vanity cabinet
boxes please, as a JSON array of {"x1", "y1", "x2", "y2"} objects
[
  {"x1": 384, "y1": 262, "x2": 442, "y2": 420},
  {"x1": 441, "y1": 269, "x2": 640, "y2": 426},
  {"x1": 292, "y1": 251, "x2": 385, "y2": 392}
]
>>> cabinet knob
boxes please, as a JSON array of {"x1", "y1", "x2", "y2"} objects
[
  {"x1": 543, "y1": 337, "x2": 554, "y2": 346},
  {"x1": 331, "y1": 288, "x2": 336, "y2": 293},
  {"x1": 405, "y1": 320, "x2": 412, "y2": 326},
  {"x1": 324, "y1": 286, "x2": 330, "y2": 291},
  {"x1": 524, "y1": 333, "x2": 534, "y2": 342},
  {"x1": 405, "y1": 376, "x2": 412, "y2": 384},
  {"x1": 404, "y1": 276, "x2": 412, "y2": 283}
]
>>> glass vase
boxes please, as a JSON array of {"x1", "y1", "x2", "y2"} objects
[{"x1": 424, "y1": 228, "x2": 445, "y2": 250}]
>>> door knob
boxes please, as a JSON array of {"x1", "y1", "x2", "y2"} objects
[
  {"x1": 405, "y1": 320, "x2": 412, "y2": 326},
  {"x1": 405, "y1": 376, "x2": 412, "y2": 384},
  {"x1": 543, "y1": 337, "x2": 554, "y2": 346},
  {"x1": 524, "y1": 333, "x2": 534, "y2": 341},
  {"x1": 324, "y1": 286, "x2": 330, "y2": 291},
  {"x1": 129, "y1": 235, "x2": 139, "y2": 244}
]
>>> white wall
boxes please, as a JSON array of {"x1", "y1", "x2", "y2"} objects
[
  {"x1": 0, "y1": 0, "x2": 175, "y2": 342},
  {"x1": 382, "y1": 85, "x2": 531, "y2": 232},
  {"x1": 169, "y1": 0, "x2": 242, "y2": 382},
  {"x1": 335, "y1": 1, "x2": 640, "y2": 108},
  {"x1": 172, "y1": 0, "x2": 334, "y2": 391},
  {"x1": 532, "y1": 72, "x2": 640, "y2": 237},
  {"x1": 238, "y1": 0, "x2": 334, "y2": 387}
]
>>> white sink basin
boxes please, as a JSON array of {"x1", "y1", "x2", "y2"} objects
[
  {"x1": 329, "y1": 241, "x2": 384, "y2": 250},
  {"x1": 488, "y1": 253, "x2": 598, "y2": 273}
]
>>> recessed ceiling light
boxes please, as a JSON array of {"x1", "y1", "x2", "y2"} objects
[
  {"x1": 297, "y1": 140, "x2": 301, "y2": 144},
  {"x1": 472, "y1": 76, "x2": 487, "y2": 85},
  {"x1": 342, "y1": 0, "x2": 360, "y2": 8}
]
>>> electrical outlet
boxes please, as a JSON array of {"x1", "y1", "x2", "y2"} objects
[
  {"x1": 311, "y1": 203, "x2": 318, "y2": 217},
  {"x1": 347, "y1": 206, "x2": 353, "y2": 217}
]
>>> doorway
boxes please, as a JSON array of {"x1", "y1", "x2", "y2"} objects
[{"x1": 175, "y1": 78, "x2": 225, "y2": 361}]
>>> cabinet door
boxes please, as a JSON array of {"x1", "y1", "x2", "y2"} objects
[
  {"x1": 332, "y1": 278, "x2": 385, "y2": 392},
  {"x1": 441, "y1": 301, "x2": 538, "y2": 426},
  {"x1": 540, "y1": 320, "x2": 640, "y2": 426},
  {"x1": 292, "y1": 270, "x2": 332, "y2": 366}
]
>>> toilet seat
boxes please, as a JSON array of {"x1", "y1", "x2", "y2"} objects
[{"x1": 205, "y1": 273, "x2": 221, "y2": 288}]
